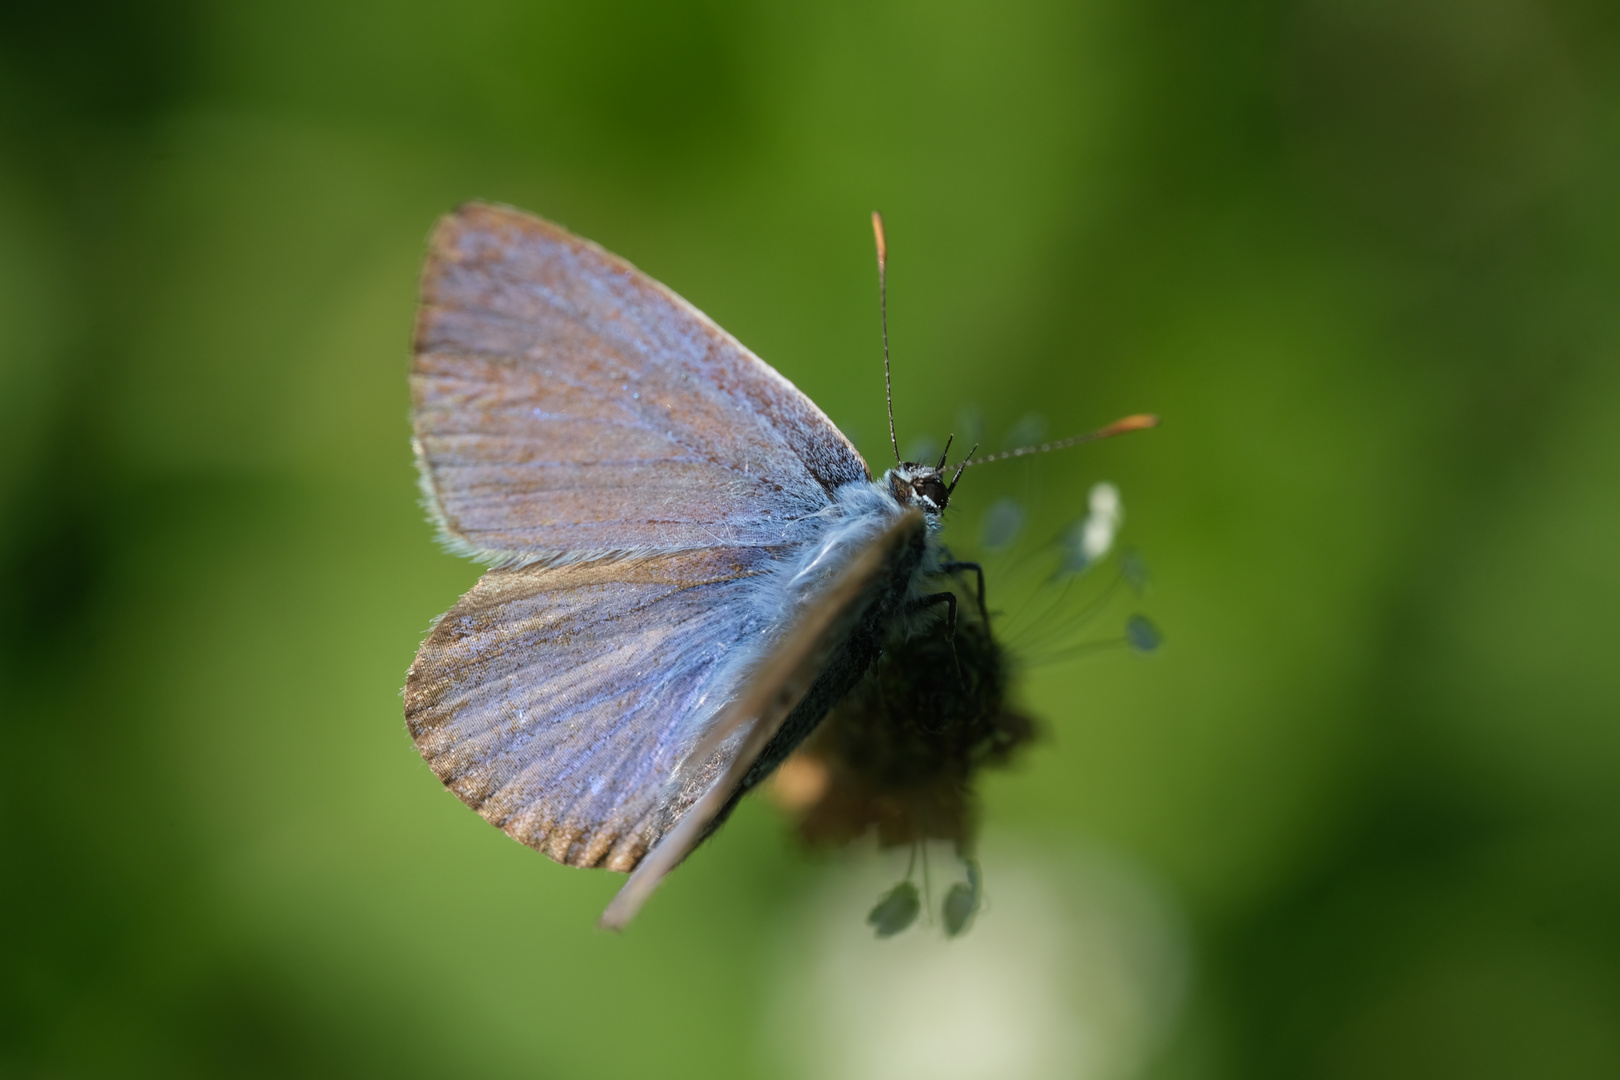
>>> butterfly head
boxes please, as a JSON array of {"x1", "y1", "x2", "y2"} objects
[
  {"x1": 885, "y1": 460, "x2": 957, "y2": 518},
  {"x1": 885, "y1": 435, "x2": 972, "y2": 518}
]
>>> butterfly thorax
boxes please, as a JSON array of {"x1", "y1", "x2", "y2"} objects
[{"x1": 884, "y1": 464, "x2": 950, "y2": 519}]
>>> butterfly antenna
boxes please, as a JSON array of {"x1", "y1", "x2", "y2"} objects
[
  {"x1": 873, "y1": 210, "x2": 900, "y2": 464},
  {"x1": 936, "y1": 433, "x2": 955, "y2": 470},
  {"x1": 960, "y1": 414, "x2": 1159, "y2": 469}
]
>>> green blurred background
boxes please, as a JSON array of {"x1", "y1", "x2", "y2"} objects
[{"x1": 4, "y1": 0, "x2": 1619, "y2": 1076}]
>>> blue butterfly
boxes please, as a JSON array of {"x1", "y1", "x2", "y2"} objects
[{"x1": 404, "y1": 203, "x2": 1153, "y2": 928}]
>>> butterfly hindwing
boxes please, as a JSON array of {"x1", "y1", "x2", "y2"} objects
[
  {"x1": 600, "y1": 509, "x2": 926, "y2": 927},
  {"x1": 412, "y1": 202, "x2": 870, "y2": 564},
  {"x1": 405, "y1": 546, "x2": 781, "y2": 872}
]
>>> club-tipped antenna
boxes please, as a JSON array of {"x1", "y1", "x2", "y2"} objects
[
  {"x1": 959, "y1": 414, "x2": 1160, "y2": 469},
  {"x1": 873, "y1": 211, "x2": 900, "y2": 464},
  {"x1": 936, "y1": 433, "x2": 955, "y2": 470}
]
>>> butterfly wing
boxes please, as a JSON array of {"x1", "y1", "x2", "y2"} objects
[
  {"x1": 413, "y1": 202, "x2": 870, "y2": 565},
  {"x1": 405, "y1": 546, "x2": 779, "y2": 873},
  {"x1": 405, "y1": 510, "x2": 926, "y2": 894},
  {"x1": 599, "y1": 509, "x2": 927, "y2": 929}
]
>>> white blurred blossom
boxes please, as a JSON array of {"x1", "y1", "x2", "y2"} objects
[
  {"x1": 765, "y1": 839, "x2": 1187, "y2": 1080},
  {"x1": 1060, "y1": 483, "x2": 1125, "y2": 574},
  {"x1": 1081, "y1": 482, "x2": 1123, "y2": 564}
]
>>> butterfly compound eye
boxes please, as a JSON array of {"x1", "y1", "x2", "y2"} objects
[
  {"x1": 887, "y1": 466, "x2": 950, "y2": 514},
  {"x1": 913, "y1": 472, "x2": 949, "y2": 512}
]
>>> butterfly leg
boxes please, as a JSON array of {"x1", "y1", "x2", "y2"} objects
[
  {"x1": 941, "y1": 561, "x2": 986, "y2": 623},
  {"x1": 910, "y1": 591, "x2": 963, "y2": 686}
]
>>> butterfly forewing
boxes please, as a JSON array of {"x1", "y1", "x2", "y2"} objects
[{"x1": 413, "y1": 202, "x2": 869, "y2": 564}]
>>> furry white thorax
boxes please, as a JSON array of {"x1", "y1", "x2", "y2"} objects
[{"x1": 781, "y1": 477, "x2": 943, "y2": 606}]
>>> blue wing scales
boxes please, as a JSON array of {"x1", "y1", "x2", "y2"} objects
[
  {"x1": 412, "y1": 203, "x2": 870, "y2": 564},
  {"x1": 406, "y1": 547, "x2": 777, "y2": 870}
]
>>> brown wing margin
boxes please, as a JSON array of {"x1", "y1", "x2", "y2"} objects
[{"x1": 598, "y1": 509, "x2": 927, "y2": 930}]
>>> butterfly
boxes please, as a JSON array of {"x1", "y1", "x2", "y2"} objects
[{"x1": 403, "y1": 202, "x2": 1155, "y2": 929}]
